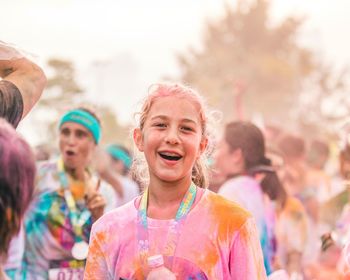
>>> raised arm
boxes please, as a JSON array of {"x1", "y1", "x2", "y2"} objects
[
  {"x1": 0, "y1": 42, "x2": 46, "y2": 122},
  {"x1": 0, "y1": 56, "x2": 47, "y2": 119}
]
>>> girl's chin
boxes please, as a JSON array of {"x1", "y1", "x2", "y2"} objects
[{"x1": 155, "y1": 173, "x2": 187, "y2": 183}]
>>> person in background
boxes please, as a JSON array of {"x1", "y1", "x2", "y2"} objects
[
  {"x1": 107, "y1": 144, "x2": 132, "y2": 176},
  {"x1": 277, "y1": 134, "x2": 322, "y2": 273},
  {"x1": 305, "y1": 139, "x2": 331, "y2": 203},
  {"x1": 21, "y1": 107, "x2": 115, "y2": 279},
  {"x1": 0, "y1": 119, "x2": 36, "y2": 280},
  {"x1": 0, "y1": 41, "x2": 46, "y2": 128},
  {"x1": 214, "y1": 121, "x2": 277, "y2": 275},
  {"x1": 333, "y1": 145, "x2": 350, "y2": 246},
  {"x1": 84, "y1": 83, "x2": 267, "y2": 279},
  {"x1": 105, "y1": 144, "x2": 140, "y2": 206},
  {"x1": 262, "y1": 145, "x2": 308, "y2": 278},
  {"x1": 324, "y1": 144, "x2": 350, "y2": 230},
  {"x1": 304, "y1": 233, "x2": 344, "y2": 280},
  {"x1": 277, "y1": 134, "x2": 307, "y2": 198}
]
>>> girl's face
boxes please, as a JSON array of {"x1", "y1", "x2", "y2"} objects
[
  {"x1": 59, "y1": 122, "x2": 96, "y2": 170},
  {"x1": 134, "y1": 95, "x2": 207, "y2": 184},
  {"x1": 213, "y1": 137, "x2": 244, "y2": 179}
]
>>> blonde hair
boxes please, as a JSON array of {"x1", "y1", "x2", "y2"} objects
[{"x1": 132, "y1": 83, "x2": 215, "y2": 189}]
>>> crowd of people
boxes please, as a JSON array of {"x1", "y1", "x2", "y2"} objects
[{"x1": 2, "y1": 41, "x2": 350, "y2": 280}]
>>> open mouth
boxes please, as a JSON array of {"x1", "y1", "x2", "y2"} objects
[
  {"x1": 159, "y1": 152, "x2": 182, "y2": 161},
  {"x1": 65, "y1": 150, "x2": 76, "y2": 156}
]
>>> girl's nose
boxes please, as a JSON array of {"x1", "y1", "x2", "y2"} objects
[{"x1": 165, "y1": 128, "x2": 179, "y2": 145}]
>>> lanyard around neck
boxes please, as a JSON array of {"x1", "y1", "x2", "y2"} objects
[
  {"x1": 57, "y1": 158, "x2": 91, "y2": 241},
  {"x1": 137, "y1": 182, "x2": 197, "y2": 266}
]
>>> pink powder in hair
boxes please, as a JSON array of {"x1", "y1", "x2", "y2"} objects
[
  {"x1": 0, "y1": 118, "x2": 36, "y2": 253},
  {"x1": 139, "y1": 83, "x2": 207, "y2": 134}
]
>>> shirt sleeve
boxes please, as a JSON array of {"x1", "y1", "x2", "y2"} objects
[
  {"x1": 0, "y1": 80, "x2": 23, "y2": 128},
  {"x1": 84, "y1": 225, "x2": 112, "y2": 280},
  {"x1": 229, "y1": 217, "x2": 268, "y2": 279}
]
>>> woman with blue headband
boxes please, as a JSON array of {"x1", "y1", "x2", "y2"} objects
[{"x1": 20, "y1": 107, "x2": 115, "y2": 279}]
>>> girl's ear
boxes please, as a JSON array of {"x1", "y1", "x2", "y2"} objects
[
  {"x1": 197, "y1": 137, "x2": 208, "y2": 158},
  {"x1": 133, "y1": 128, "x2": 144, "y2": 152}
]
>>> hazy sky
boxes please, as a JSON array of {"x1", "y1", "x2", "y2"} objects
[{"x1": 1, "y1": 0, "x2": 349, "y2": 143}]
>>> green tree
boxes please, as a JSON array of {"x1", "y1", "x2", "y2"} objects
[
  {"x1": 98, "y1": 106, "x2": 131, "y2": 146},
  {"x1": 297, "y1": 65, "x2": 350, "y2": 139},
  {"x1": 39, "y1": 58, "x2": 84, "y2": 109},
  {"x1": 177, "y1": 0, "x2": 347, "y2": 132}
]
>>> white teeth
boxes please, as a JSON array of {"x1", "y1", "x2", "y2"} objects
[{"x1": 161, "y1": 152, "x2": 180, "y2": 157}]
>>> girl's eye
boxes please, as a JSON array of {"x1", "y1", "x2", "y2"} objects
[
  {"x1": 154, "y1": 123, "x2": 166, "y2": 128},
  {"x1": 181, "y1": 126, "x2": 194, "y2": 132}
]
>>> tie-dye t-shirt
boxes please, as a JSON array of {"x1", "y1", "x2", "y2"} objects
[
  {"x1": 21, "y1": 160, "x2": 115, "y2": 279},
  {"x1": 84, "y1": 189, "x2": 267, "y2": 280}
]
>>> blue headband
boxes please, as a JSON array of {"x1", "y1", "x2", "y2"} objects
[
  {"x1": 106, "y1": 145, "x2": 132, "y2": 169},
  {"x1": 59, "y1": 109, "x2": 101, "y2": 144}
]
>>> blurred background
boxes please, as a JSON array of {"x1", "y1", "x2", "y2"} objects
[
  {"x1": 3, "y1": 2, "x2": 350, "y2": 277},
  {"x1": 1, "y1": 0, "x2": 349, "y2": 148}
]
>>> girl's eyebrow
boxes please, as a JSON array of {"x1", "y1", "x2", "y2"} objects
[
  {"x1": 150, "y1": 115, "x2": 168, "y2": 121},
  {"x1": 182, "y1": 118, "x2": 198, "y2": 125},
  {"x1": 150, "y1": 115, "x2": 198, "y2": 124}
]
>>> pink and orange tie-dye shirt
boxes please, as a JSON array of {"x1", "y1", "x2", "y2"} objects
[{"x1": 84, "y1": 190, "x2": 267, "y2": 280}]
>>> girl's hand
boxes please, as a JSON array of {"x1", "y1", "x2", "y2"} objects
[
  {"x1": 85, "y1": 179, "x2": 105, "y2": 221},
  {"x1": 85, "y1": 191, "x2": 106, "y2": 221}
]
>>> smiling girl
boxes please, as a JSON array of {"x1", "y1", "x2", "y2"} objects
[{"x1": 84, "y1": 84, "x2": 267, "y2": 279}]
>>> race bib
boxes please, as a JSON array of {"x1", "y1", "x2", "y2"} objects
[{"x1": 48, "y1": 259, "x2": 85, "y2": 280}]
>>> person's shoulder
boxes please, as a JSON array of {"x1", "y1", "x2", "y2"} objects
[
  {"x1": 204, "y1": 190, "x2": 252, "y2": 226},
  {"x1": 37, "y1": 160, "x2": 56, "y2": 174},
  {"x1": 206, "y1": 190, "x2": 251, "y2": 214},
  {"x1": 218, "y1": 176, "x2": 262, "y2": 206},
  {"x1": 220, "y1": 175, "x2": 259, "y2": 191},
  {"x1": 234, "y1": 175, "x2": 259, "y2": 187},
  {"x1": 35, "y1": 160, "x2": 60, "y2": 194},
  {"x1": 283, "y1": 196, "x2": 305, "y2": 213},
  {"x1": 92, "y1": 198, "x2": 138, "y2": 232}
]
